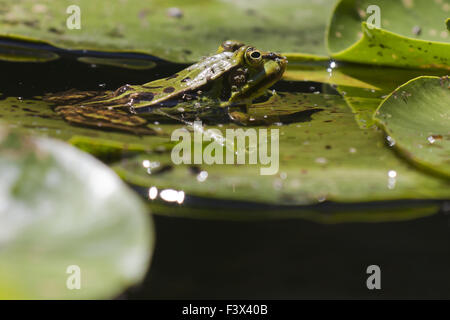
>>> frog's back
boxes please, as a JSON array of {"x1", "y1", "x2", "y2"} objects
[{"x1": 107, "y1": 50, "x2": 241, "y2": 113}]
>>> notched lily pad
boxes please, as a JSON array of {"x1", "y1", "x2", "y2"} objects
[
  {"x1": 328, "y1": 0, "x2": 450, "y2": 69},
  {"x1": 374, "y1": 76, "x2": 450, "y2": 178},
  {"x1": 0, "y1": 127, "x2": 154, "y2": 299}
]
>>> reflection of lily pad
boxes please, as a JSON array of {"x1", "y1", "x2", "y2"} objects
[
  {"x1": 336, "y1": 65, "x2": 448, "y2": 128},
  {"x1": 0, "y1": 128, "x2": 154, "y2": 299},
  {"x1": 328, "y1": 0, "x2": 450, "y2": 69},
  {"x1": 0, "y1": 38, "x2": 59, "y2": 62},
  {"x1": 146, "y1": 196, "x2": 441, "y2": 222},
  {"x1": 374, "y1": 76, "x2": 450, "y2": 178},
  {"x1": 0, "y1": 0, "x2": 336, "y2": 63},
  {"x1": 111, "y1": 93, "x2": 450, "y2": 211}
]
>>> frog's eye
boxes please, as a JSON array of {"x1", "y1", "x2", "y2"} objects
[{"x1": 245, "y1": 49, "x2": 262, "y2": 66}]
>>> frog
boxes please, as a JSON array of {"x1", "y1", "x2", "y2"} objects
[{"x1": 46, "y1": 40, "x2": 287, "y2": 135}]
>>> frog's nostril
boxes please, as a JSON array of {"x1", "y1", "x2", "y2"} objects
[{"x1": 263, "y1": 52, "x2": 286, "y2": 61}]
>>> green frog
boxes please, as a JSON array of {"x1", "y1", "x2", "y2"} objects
[{"x1": 47, "y1": 40, "x2": 287, "y2": 134}]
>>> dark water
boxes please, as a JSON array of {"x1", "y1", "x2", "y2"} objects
[
  {"x1": 2, "y1": 41, "x2": 450, "y2": 299},
  {"x1": 126, "y1": 207, "x2": 450, "y2": 299}
]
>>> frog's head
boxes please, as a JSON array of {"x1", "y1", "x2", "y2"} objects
[{"x1": 224, "y1": 43, "x2": 287, "y2": 104}]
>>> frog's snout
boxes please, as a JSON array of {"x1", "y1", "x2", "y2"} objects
[{"x1": 264, "y1": 52, "x2": 288, "y2": 69}]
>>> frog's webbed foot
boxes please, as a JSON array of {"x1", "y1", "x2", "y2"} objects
[
  {"x1": 43, "y1": 89, "x2": 110, "y2": 105},
  {"x1": 225, "y1": 104, "x2": 251, "y2": 125}
]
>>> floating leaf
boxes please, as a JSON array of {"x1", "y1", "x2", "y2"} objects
[
  {"x1": 111, "y1": 93, "x2": 450, "y2": 213},
  {"x1": 0, "y1": 127, "x2": 154, "y2": 299},
  {"x1": 0, "y1": 0, "x2": 337, "y2": 64},
  {"x1": 283, "y1": 63, "x2": 380, "y2": 90},
  {"x1": 328, "y1": 0, "x2": 450, "y2": 69},
  {"x1": 374, "y1": 76, "x2": 450, "y2": 178},
  {"x1": 284, "y1": 61, "x2": 447, "y2": 128}
]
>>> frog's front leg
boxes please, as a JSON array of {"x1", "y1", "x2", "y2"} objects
[{"x1": 225, "y1": 103, "x2": 251, "y2": 125}]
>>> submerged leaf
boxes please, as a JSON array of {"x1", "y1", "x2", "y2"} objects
[{"x1": 111, "y1": 92, "x2": 450, "y2": 213}]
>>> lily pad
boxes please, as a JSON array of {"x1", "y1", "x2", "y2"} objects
[
  {"x1": 336, "y1": 65, "x2": 448, "y2": 128},
  {"x1": 283, "y1": 60, "x2": 448, "y2": 128},
  {"x1": 111, "y1": 92, "x2": 450, "y2": 211},
  {"x1": 0, "y1": 0, "x2": 337, "y2": 64},
  {"x1": 327, "y1": 0, "x2": 450, "y2": 69},
  {"x1": 0, "y1": 127, "x2": 154, "y2": 299},
  {"x1": 374, "y1": 76, "x2": 450, "y2": 178}
]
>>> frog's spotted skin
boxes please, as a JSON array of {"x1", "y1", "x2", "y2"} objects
[{"x1": 49, "y1": 40, "x2": 287, "y2": 134}]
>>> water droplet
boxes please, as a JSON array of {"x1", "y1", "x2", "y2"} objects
[
  {"x1": 387, "y1": 170, "x2": 397, "y2": 189},
  {"x1": 142, "y1": 160, "x2": 151, "y2": 168},
  {"x1": 388, "y1": 170, "x2": 397, "y2": 178},
  {"x1": 386, "y1": 136, "x2": 396, "y2": 147},
  {"x1": 160, "y1": 189, "x2": 185, "y2": 204},
  {"x1": 427, "y1": 135, "x2": 442, "y2": 144},
  {"x1": 148, "y1": 186, "x2": 158, "y2": 200},
  {"x1": 196, "y1": 170, "x2": 208, "y2": 182}
]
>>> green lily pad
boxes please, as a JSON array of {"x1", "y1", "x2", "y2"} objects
[
  {"x1": 283, "y1": 63, "x2": 380, "y2": 90},
  {"x1": 337, "y1": 65, "x2": 449, "y2": 128},
  {"x1": 0, "y1": 0, "x2": 337, "y2": 64},
  {"x1": 283, "y1": 60, "x2": 448, "y2": 128},
  {"x1": 0, "y1": 91, "x2": 322, "y2": 158},
  {"x1": 327, "y1": 0, "x2": 450, "y2": 69},
  {"x1": 0, "y1": 127, "x2": 154, "y2": 299},
  {"x1": 374, "y1": 76, "x2": 450, "y2": 178},
  {"x1": 111, "y1": 92, "x2": 450, "y2": 211}
]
